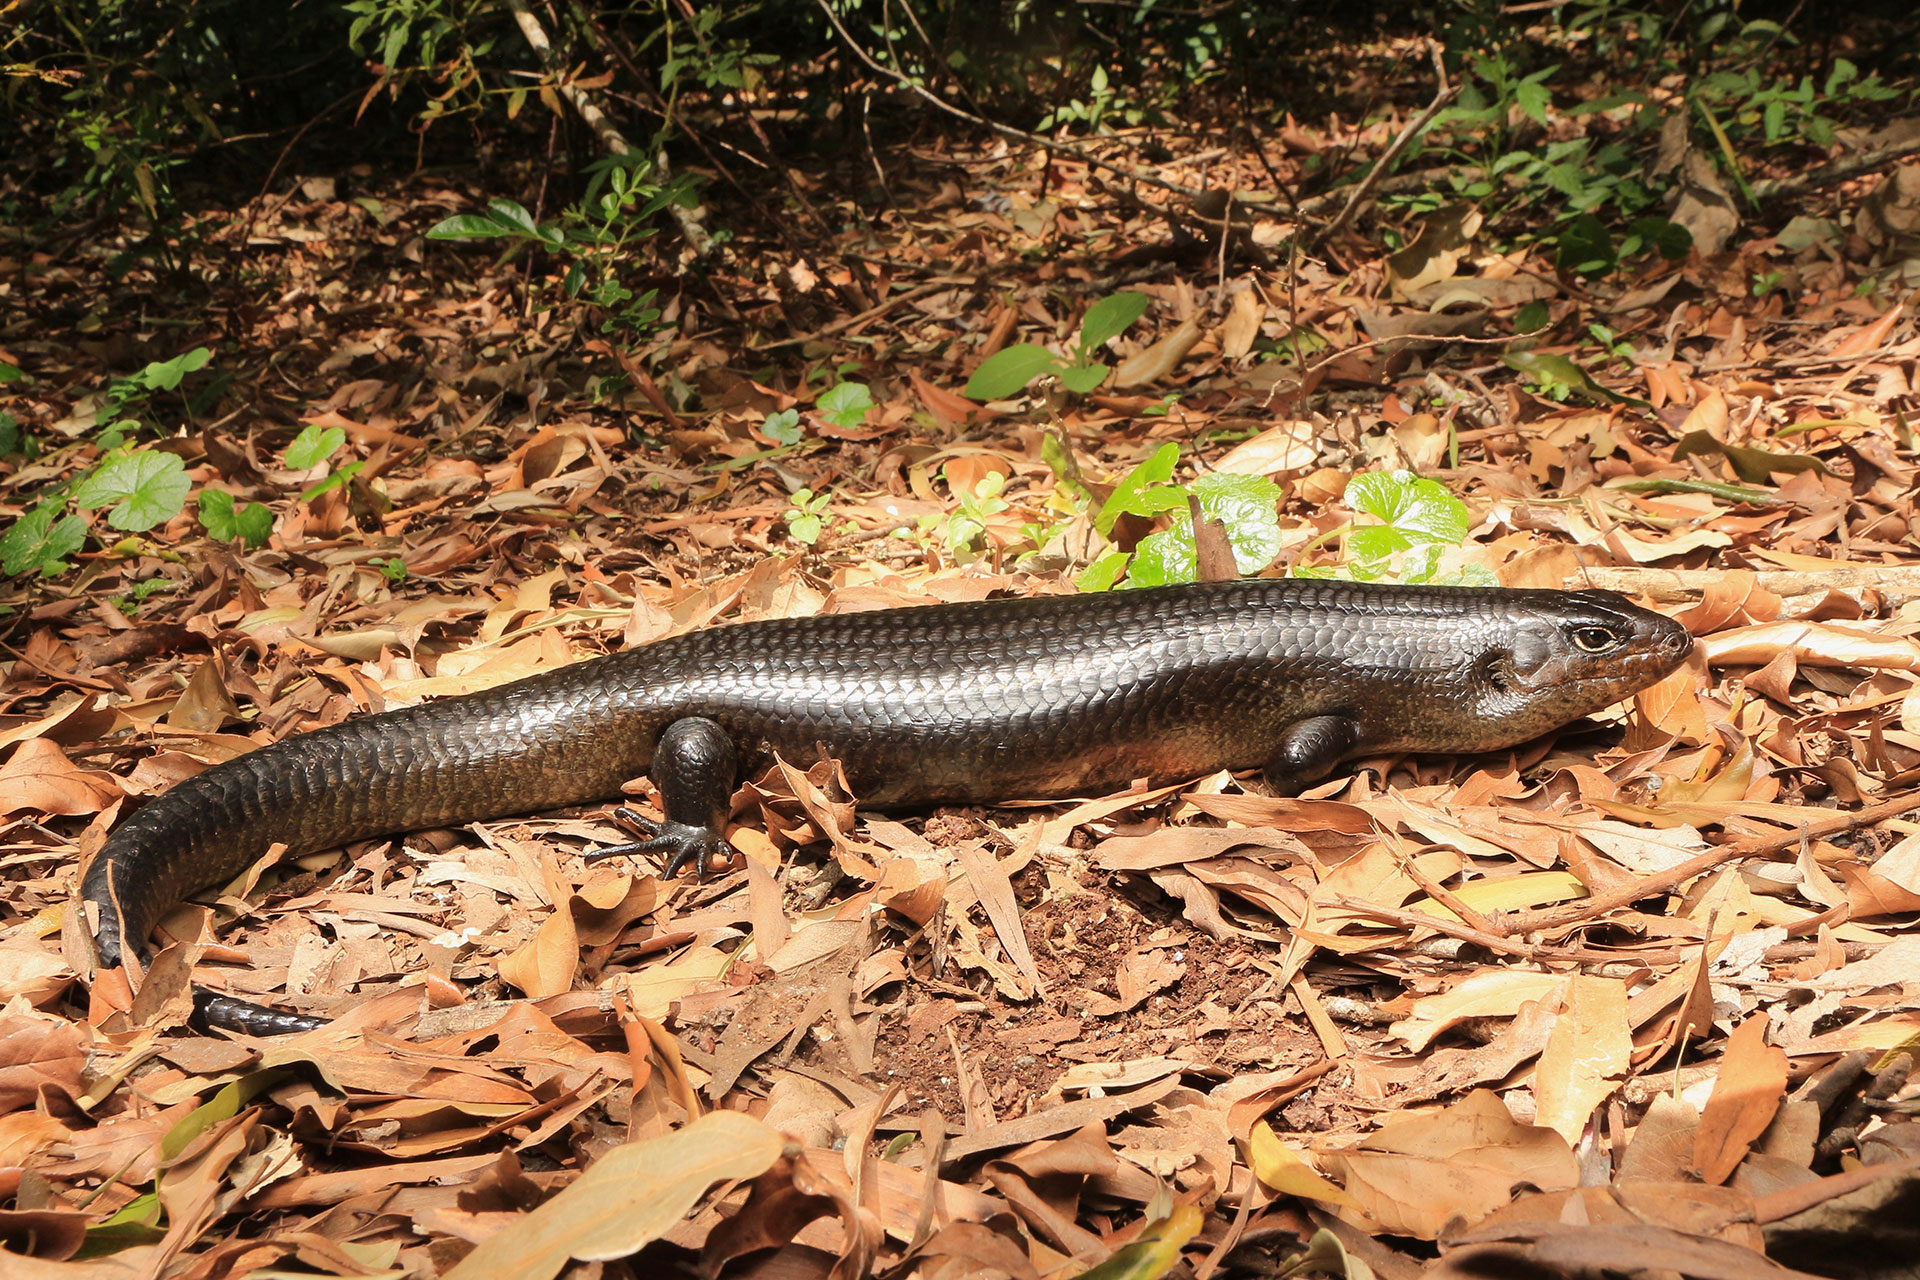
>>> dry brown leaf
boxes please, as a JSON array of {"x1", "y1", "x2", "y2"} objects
[
  {"x1": 1112, "y1": 318, "x2": 1203, "y2": 388},
  {"x1": 1534, "y1": 975, "x2": 1630, "y2": 1147},
  {"x1": 1618, "y1": 1092, "x2": 1700, "y2": 1182},
  {"x1": 0, "y1": 996, "x2": 89, "y2": 1113},
  {"x1": 1694, "y1": 1016, "x2": 1789, "y2": 1186},
  {"x1": 1393, "y1": 970, "x2": 1569, "y2": 1054},
  {"x1": 1322, "y1": 1090, "x2": 1579, "y2": 1240},
  {"x1": 1825, "y1": 301, "x2": 1905, "y2": 360},
  {"x1": 441, "y1": 1110, "x2": 786, "y2": 1280},
  {"x1": 1703, "y1": 620, "x2": 1920, "y2": 670},
  {"x1": 1219, "y1": 286, "x2": 1267, "y2": 360},
  {"x1": 0, "y1": 941, "x2": 74, "y2": 1009},
  {"x1": 0, "y1": 739, "x2": 123, "y2": 816},
  {"x1": 496, "y1": 906, "x2": 580, "y2": 1000}
]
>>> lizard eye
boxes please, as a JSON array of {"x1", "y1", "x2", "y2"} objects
[{"x1": 1570, "y1": 625, "x2": 1622, "y2": 653}]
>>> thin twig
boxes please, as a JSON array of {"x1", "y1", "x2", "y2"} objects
[
  {"x1": 1503, "y1": 789, "x2": 1920, "y2": 937},
  {"x1": 811, "y1": 0, "x2": 1197, "y2": 202},
  {"x1": 1311, "y1": 42, "x2": 1457, "y2": 247},
  {"x1": 506, "y1": 0, "x2": 713, "y2": 256}
]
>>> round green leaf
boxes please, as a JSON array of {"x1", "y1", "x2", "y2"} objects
[
  {"x1": 73, "y1": 450, "x2": 191, "y2": 532},
  {"x1": 817, "y1": 381, "x2": 875, "y2": 429}
]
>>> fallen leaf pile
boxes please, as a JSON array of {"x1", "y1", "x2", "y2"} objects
[{"x1": 5, "y1": 28, "x2": 1920, "y2": 1280}]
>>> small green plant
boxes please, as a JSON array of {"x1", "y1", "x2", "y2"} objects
[
  {"x1": 1514, "y1": 301, "x2": 1552, "y2": 335},
  {"x1": 427, "y1": 179, "x2": 693, "y2": 360},
  {"x1": 284, "y1": 424, "x2": 363, "y2": 501},
  {"x1": 0, "y1": 360, "x2": 25, "y2": 458},
  {"x1": 1585, "y1": 322, "x2": 1637, "y2": 366},
  {"x1": 1, "y1": 345, "x2": 237, "y2": 575},
  {"x1": 112, "y1": 576, "x2": 180, "y2": 616},
  {"x1": 783, "y1": 488, "x2": 832, "y2": 545},
  {"x1": 1693, "y1": 56, "x2": 1899, "y2": 153},
  {"x1": 1297, "y1": 471, "x2": 1490, "y2": 585},
  {"x1": 1071, "y1": 442, "x2": 1285, "y2": 590},
  {"x1": 94, "y1": 347, "x2": 215, "y2": 447},
  {"x1": 965, "y1": 292, "x2": 1152, "y2": 400},
  {"x1": 2, "y1": 445, "x2": 194, "y2": 577},
  {"x1": 815, "y1": 382, "x2": 874, "y2": 430},
  {"x1": 932, "y1": 469, "x2": 1010, "y2": 562},
  {"x1": 1553, "y1": 212, "x2": 1691, "y2": 278},
  {"x1": 196, "y1": 489, "x2": 273, "y2": 547},
  {"x1": 72, "y1": 451, "x2": 192, "y2": 532},
  {"x1": 761, "y1": 408, "x2": 803, "y2": 445},
  {"x1": 0, "y1": 504, "x2": 88, "y2": 578},
  {"x1": 1036, "y1": 64, "x2": 1150, "y2": 133},
  {"x1": 369, "y1": 556, "x2": 408, "y2": 583}
]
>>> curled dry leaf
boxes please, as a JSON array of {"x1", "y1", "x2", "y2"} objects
[
  {"x1": 1112, "y1": 318, "x2": 1204, "y2": 388},
  {"x1": 1704, "y1": 621, "x2": 1920, "y2": 670},
  {"x1": 441, "y1": 1110, "x2": 787, "y2": 1280},
  {"x1": 0, "y1": 739, "x2": 122, "y2": 816},
  {"x1": 1321, "y1": 1091, "x2": 1579, "y2": 1240}
]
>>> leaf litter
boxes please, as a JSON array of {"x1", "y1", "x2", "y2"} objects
[{"x1": 5, "y1": 55, "x2": 1920, "y2": 1280}]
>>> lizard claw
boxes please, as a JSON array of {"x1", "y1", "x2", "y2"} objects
[{"x1": 586, "y1": 806, "x2": 739, "y2": 880}]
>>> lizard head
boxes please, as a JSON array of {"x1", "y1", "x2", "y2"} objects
[{"x1": 1472, "y1": 588, "x2": 1693, "y2": 744}]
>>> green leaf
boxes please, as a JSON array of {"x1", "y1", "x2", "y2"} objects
[
  {"x1": 1502, "y1": 350, "x2": 1648, "y2": 407},
  {"x1": 162, "y1": 1070, "x2": 290, "y2": 1162},
  {"x1": 73, "y1": 451, "x2": 191, "y2": 532},
  {"x1": 1078, "y1": 292, "x2": 1151, "y2": 354},
  {"x1": 0, "y1": 504, "x2": 87, "y2": 576},
  {"x1": 486, "y1": 198, "x2": 541, "y2": 238},
  {"x1": 1192, "y1": 472, "x2": 1285, "y2": 575},
  {"x1": 1076, "y1": 548, "x2": 1131, "y2": 592},
  {"x1": 1129, "y1": 523, "x2": 1196, "y2": 587},
  {"x1": 1671, "y1": 428, "x2": 1830, "y2": 484},
  {"x1": 284, "y1": 424, "x2": 346, "y2": 469},
  {"x1": 785, "y1": 488, "x2": 826, "y2": 545},
  {"x1": 299, "y1": 460, "x2": 364, "y2": 503},
  {"x1": 428, "y1": 199, "x2": 561, "y2": 245},
  {"x1": 0, "y1": 412, "x2": 17, "y2": 455},
  {"x1": 197, "y1": 489, "x2": 272, "y2": 547},
  {"x1": 1125, "y1": 474, "x2": 1284, "y2": 588},
  {"x1": 964, "y1": 345, "x2": 1061, "y2": 400},
  {"x1": 1515, "y1": 79, "x2": 1553, "y2": 125},
  {"x1": 1514, "y1": 300, "x2": 1551, "y2": 334},
  {"x1": 1057, "y1": 362, "x2": 1110, "y2": 395},
  {"x1": 1344, "y1": 471, "x2": 1469, "y2": 553},
  {"x1": 816, "y1": 381, "x2": 874, "y2": 430},
  {"x1": 1094, "y1": 442, "x2": 1182, "y2": 536},
  {"x1": 1555, "y1": 214, "x2": 1615, "y2": 277},
  {"x1": 76, "y1": 1192, "x2": 166, "y2": 1257},
  {"x1": 133, "y1": 347, "x2": 211, "y2": 392},
  {"x1": 0, "y1": 361, "x2": 25, "y2": 383},
  {"x1": 427, "y1": 213, "x2": 517, "y2": 241},
  {"x1": 1346, "y1": 523, "x2": 1418, "y2": 563},
  {"x1": 1627, "y1": 217, "x2": 1691, "y2": 261},
  {"x1": 761, "y1": 409, "x2": 802, "y2": 445}
]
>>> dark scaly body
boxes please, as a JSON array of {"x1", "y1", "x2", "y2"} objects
[{"x1": 81, "y1": 580, "x2": 1692, "y2": 1031}]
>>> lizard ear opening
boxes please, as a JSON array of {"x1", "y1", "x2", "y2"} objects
[{"x1": 1479, "y1": 649, "x2": 1513, "y2": 695}]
